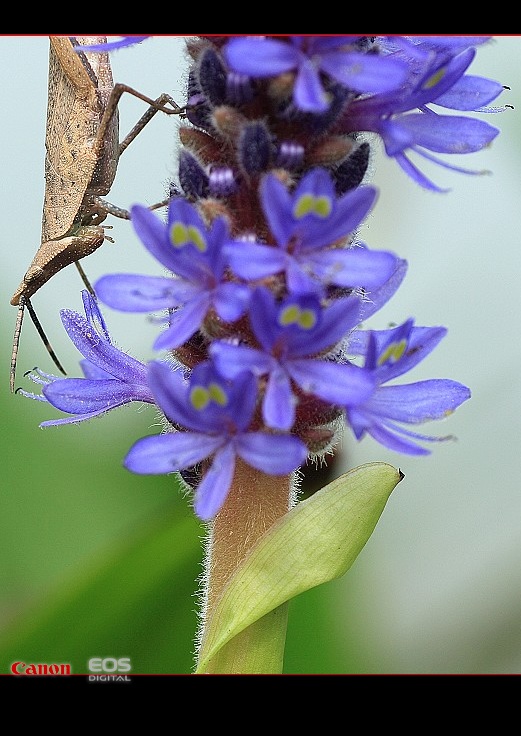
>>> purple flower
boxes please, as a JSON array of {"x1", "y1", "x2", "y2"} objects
[
  {"x1": 95, "y1": 198, "x2": 250, "y2": 351},
  {"x1": 124, "y1": 360, "x2": 308, "y2": 520},
  {"x1": 211, "y1": 287, "x2": 375, "y2": 430},
  {"x1": 343, "y1": 47, "x2": 503, "y2": 191},
  {"x1": 380, "y1": 36, "x2": 493, "y2": 61},
  {"x1": 226, "y1": 168, "x2": 398, "y2": 296},
  {"x1": 19, "y1": 291, "x2": 154, "y2": 426},
  {"x1": 224, "y1": 36, "x2": 408, "y2": 113},
  {"x1": 73, "y1": 36, "x2": 151, "y2": 53},
  {"x1": 345, "y1": 318, "x2": 471, "y2": 454}
]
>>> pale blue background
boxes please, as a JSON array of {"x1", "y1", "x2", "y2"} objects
[{"x1": 1, "y1": 36, "x2": 520, "y2": 673}]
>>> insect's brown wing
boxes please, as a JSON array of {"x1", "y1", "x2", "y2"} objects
[
  {"x1": 76, "y1": 37, "x2": 119, "y2": 199},
  {"x1": 42, "y1": 37, "x2": 110, "y2": 243}
]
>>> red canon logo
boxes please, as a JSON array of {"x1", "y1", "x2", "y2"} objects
[{"x1": 11, "y1": 661, "x2": 71, "y2": 675}]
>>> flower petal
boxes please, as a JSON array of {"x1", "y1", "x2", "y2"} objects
[
  {"x1": 76, "y1": 36, "x2": 150, "y2": 53},
  {"x1": 43, "y1": 378, "x2": 151, "y2": 414},
  {"x1": 236, "y1": 432, "x2": 308, "y2": 474},
  {"x1": 365, "y1": 420, "x2": 432, "y2": 455},
  {"x1": 146, "y1": 361, "x2": 199, "y2": 431},
  {"x1": 264, "y1": 367, "x2": 295, "y2": 430},
  {"x1": 398, "y1": 113, "x2": 499, "y2": 154},
  {"x1": 365, "y1": 379, "x2": 471, "y2": 424},
  {"x1": 153, "y1": 293, "x2": 210, "y2": 351},
  {"x1": 95, "y1": 274, "x2": 194, "y2": 311},
  {"x1": 320, "y1": 50, "x2": 407, "y2": 94},
  {"x1": 40, "y1": 408, "x2": 126, "y2": 427},
  {"x1": 194, "y1": 443, "x2": 236, "y2": 520},
  {"x1": 293, "y1": 58, "x2": 329, "y2": 112},
  {"x1": 213, "y1": 282, "x2": 250, "y2": 322},
  {"x1": 210, "y1": 342, "x2": 273, "y2": 378},
  {"x1": 435, "y1": 75, "x2": 505, "y2": 111},
  {"x1": 59, "y1": 309, "x2": 147, "y2": 382},
  {"x1": 225, "y1": 37, "x2": 299, "y2": 77},
  {"x1": 228, "y1": 242, "x2": 287, "y2": 281},
  {"x1": 288, "y1": 359, "x2": 374, "y2": 406},
  {"x1": 260, "y1": 174, "x2": 294, "y2": 248},
  {"x1": 124, "y1": 431, "x2": 223, "y2": 474},
  {"x1": 307, "y1": 246, "x2": 398, "y2": 290},
  {"x1": 357, "y1": 258, "x2": 408, "y2": 321}
]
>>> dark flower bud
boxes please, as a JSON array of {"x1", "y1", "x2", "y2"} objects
[
  {"x1": 198, "y1": 47, "x2": 227, "y2": 107},
  {"x1": 186, "y1": 92, "x2": 212, "y2": 130},
  {"x1": 239, "y1": 121, "x2": 273, "y2": 176},
  {"x1": 334, "y1": 142, "x2": 371, "y2": 195},
  {"x1": 184, "y1": 69, "x2": 212, "y2": 129},
  {"x1": 178, "y1": 150, "x2": 209, "y2": 200}
]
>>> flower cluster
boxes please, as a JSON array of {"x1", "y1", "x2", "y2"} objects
[{"x1": 24, "y1": 36, "x2": 505, "y2": 520}]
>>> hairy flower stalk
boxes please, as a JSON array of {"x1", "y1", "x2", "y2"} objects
[{"x1": 23, "y1": 36, "x2": 506, "y2": 673}]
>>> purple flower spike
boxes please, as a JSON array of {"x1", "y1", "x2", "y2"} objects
[
  {"x1": 124, "y1": 360, "x2": 308, "y2": 520},
  {"x1": 19, "y1": 34, "x2": 492, "y2": 528}
]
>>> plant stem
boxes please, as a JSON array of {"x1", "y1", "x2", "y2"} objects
[{"x1": 196, "y1": 458, "x2": 294, "y2": 674}]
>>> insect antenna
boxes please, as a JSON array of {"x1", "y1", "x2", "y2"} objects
[
  {"x1": 10, "y1": 295, "x2": 66, "y2": 393},
  {"x1": 74, "y1": 260, "x2": 95, "y2": 296}
]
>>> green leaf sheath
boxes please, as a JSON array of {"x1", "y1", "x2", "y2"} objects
[{"x1": 196, "y1": 462, "x2": 403, "y2": 673}]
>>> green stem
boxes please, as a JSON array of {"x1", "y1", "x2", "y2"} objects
[{"x1": 196, "y1": 458, "x2": 295, "y2": 674}]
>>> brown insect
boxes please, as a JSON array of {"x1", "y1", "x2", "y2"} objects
[{"x1": 10, "y1": 35, "x2": 183, "y2": 392}]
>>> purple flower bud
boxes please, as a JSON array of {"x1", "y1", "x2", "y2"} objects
[
  {"x1": 334, "y1": 141, "x2": 371, "y2": 194},
  {"x1": 179, "y1": 150, "x2": 209, "y2": 199},
  {"x1": 198, "y1": 47, "x2": 227, "y2": 106},
  {"x1": 239, "y1": 121, "x2": 273, "y2": 176}
]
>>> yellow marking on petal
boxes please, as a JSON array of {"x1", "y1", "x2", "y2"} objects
[
  {"x1": 294, "y1": 193, "x2": 332, "y2": 220},
  {"x1": 279, "y1": 304, "x2": 299, "y2": 326},
  {"x1": 170, "y1": 222, "x2": 207, "y2": 252},
  {"x1": 298, "y1": 309, "x2": 317, "y2": 329},
  {"x1": 378, "y1": 339, "x2": 407, "y2": 366},
  {"x1": 190, "y1": 383, "x2": 228, "y2": 411},
  {"x1": 190, "y1": 386, "x2": 211, "y2": 410},
  {"x1": 423, "y1": 66, "x2": 446, "y2": 90},
  {"x1": 279, "y1": 304, "x2": 317, "y2": 330},
  {"x1": 188, "y1": 225, "x2": 207, "y2": 252},
  {"x1": 208, "y1": 382, "x2": 228, "y2": 406},
  {"x1": 170, "y1": 222, "x2": 188, "y2": 247}
]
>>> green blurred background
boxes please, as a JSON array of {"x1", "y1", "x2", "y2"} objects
[{"x1": 1, "y1": 36, "x2": 520, "y2": 675}]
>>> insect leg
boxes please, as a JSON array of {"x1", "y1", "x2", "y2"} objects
[
  {"x1": 25, "y1": 298, "x2": 67, "y2": 377},
  {"x1": 91, "y1": 196, "x2": 170, "y2": 221},
  {"x1": 10, "y1": 298, "x2": 26, "y2": 393},
  {"x1": 96, "y1": 85, "x2": 183, "y2": 161},
  {"x1": 10, "y1": 295, "x2": 67, "y2": 393},
  {"x1": 118, "y1": 92, "x2": 183, "y2": 156}
]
